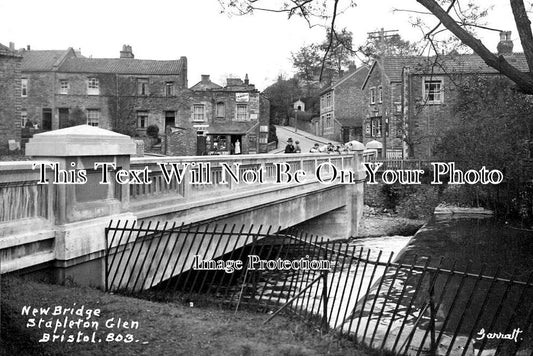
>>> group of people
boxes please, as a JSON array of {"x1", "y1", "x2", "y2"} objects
[
  {"x1": 284, "y1": 138, "x2": 347, "y2": 154},
  {"x1": 284, "y1": 138, "x2": 302, "y2": 153}
]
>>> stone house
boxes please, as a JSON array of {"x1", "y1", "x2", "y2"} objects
[
  {"x1": 0, "y1": 42, "x2": 22, "y2": 153},
  {"x1": 20, "y1": 45, "x2": 188, "y2": 138},
  {"x1": 318, "y1": 65, "x2": 369, "y2": 143},
  {"x1": 187, "y1": 74, "x2": 270, "y2": 155},
  {"x1": 361, "y1": 56, "x2": 418, "y2": 158},
  {"x1": 361, "y1": 31, "x2": 529, "y2": 159}
]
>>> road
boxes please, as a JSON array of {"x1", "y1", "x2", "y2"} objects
[{"x1": 271, "y1": 125, "x2": 342, "y2": 153}]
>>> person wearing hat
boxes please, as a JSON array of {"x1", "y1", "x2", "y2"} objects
[
  {"x1": 284, "y1": 138, "x2": 295, "y2": 153},
  {"x1": 310, "y1": 143, "x2": 320, "y2": 153}
]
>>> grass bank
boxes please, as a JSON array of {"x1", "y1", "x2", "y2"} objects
[{"x1": 1, "y1": 277, "x2": 387, "y2": 356}]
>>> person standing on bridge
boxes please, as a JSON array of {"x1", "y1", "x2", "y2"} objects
[
  {"x1": 294, "y1": 140, "x2": 301, "y2": 153},
  {"x1": 285, "y1": 138, "x2": 295, "y2": 153}
]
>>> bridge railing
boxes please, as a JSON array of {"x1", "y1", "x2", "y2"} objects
[
  {"x1": 129, "y1": 152, "x2": 361, "y2": 204},
  {"x1": 0, "y1": 161, "x2": 54, "y2": 224}
]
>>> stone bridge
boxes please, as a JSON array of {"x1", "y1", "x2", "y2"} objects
[{"x1": 0, "y1": 125, "x2": 365, "y2": 288}]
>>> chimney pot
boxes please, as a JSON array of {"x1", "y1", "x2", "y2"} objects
[
  {"x1": 9, "y1": 42, "x2": 15, "y2": 50},
  {"x1": 201, "y1": 74, "x2": 210, "y2": 83},
  {"x1": 120, "y1": 44, "x2": 134, "y2": 59},
  {"x1": 497, "y1": 31, "x2": 513, "y2": 55},
  {"x1": 27, "y1": 45, "x2": 31, "y2": 51}
]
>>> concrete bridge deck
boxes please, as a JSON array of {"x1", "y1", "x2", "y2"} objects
[{"x1": 0, "y1": 125, "x2": 366, "y2": 288}]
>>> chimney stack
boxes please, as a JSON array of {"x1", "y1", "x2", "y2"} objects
[
  {"x1": 9, "y1": 42, "x2": 15, "y2": 51},
  {"x1": 201, "y1": 74, "x2": 210, "y2": 83},
  {"x1": 244, "y1": 73, "x2": 249, "y2": 85},
  {"x1": 26, "y1": 45, "x2": 31, "y2": 51},
  {"x1": 120, "y1": 44, "x2": 134, "y2": 58},
  {"x1": 497, "y1": 31, "x2": 513, "y2": 55},
  {"x1": 348, "y1": 61, "x2": 357, "y2": 72}
]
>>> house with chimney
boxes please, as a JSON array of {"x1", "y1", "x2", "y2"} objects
[
  {"x1": 318, "y1": 64, "x2": 369, "y2": 142},
  {"x1": 19, "y1": 44, "x2": 188, "y2": 138},
  {"x1": 0, "y1": 42, "x2": 22, "y2": 153},
  {"x1": 361, "y1": 31, "x2": 529, "y2": 158},
  {"x1": 184, "y1": 74, "x2": 270, "y2": 155}
]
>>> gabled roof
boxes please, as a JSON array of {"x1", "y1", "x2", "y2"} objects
[
  {"x1": 362, "y1": 56, "x2": 423, "y2": 90},
  {"x1": 58, "y1": 57, "x2": 185, "y2": 75},
  {"x1": 21, "y1": 49, "x2": 71, "y2": 71},
  {"x1": 320, "y1": 65, "x2": 370, "y2": 95},
  {"x1": 190, "y1": 79, "x2": 223, "y2": 91}
]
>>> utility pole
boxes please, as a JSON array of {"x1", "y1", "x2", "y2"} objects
[{"x1": 366, "y1": 28, "x2": 399, "y2": 57}]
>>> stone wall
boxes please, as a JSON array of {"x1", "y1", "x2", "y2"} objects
[{"x1": 0, "y1": 53, "x2": 21, "y2": 153}]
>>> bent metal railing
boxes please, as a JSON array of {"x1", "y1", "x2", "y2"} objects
[{"x1": 105, "y1": 221, "x2": 533, "y2": 356}]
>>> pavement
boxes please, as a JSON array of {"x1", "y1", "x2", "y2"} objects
[{"x1": 271, "y1": 125, "x2": 342, "y2": 154}]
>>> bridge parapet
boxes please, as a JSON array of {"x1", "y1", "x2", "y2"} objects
[{"x1": 0, "y1": 125, "x2": 365, "y2": 287}]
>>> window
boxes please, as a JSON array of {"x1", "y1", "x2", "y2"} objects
[
  {"x1": 59, "y1": 80, "x2": 69, "y2": 94},
  {"x1": 216, "y1": 102, "x2": 225, "y2": 118},
  {"x1": 21, "y1": 78, "x2": 28, "y2": 97},
  {"x1": 423, "y1": 78, "x2": 443, "y2": 104},
  {"x1": 20, "y1": 110, "x2": 27, "y2": 127},
  {"x1": 236, "y1": 104, "x2": 248, "y2": 120},
  {"x1": 137, "y1": 111, "x2": 148, "y2": 129},
  {"x1": 193, "y1": 104, "x2": 205, "y2": 122},
  {"x1": 165, "y1": 82, "x2": 174, "y2": 96},
  {"x1": 321, "y1": 92, "x2": 333, "y2": 110},
  {"x1": 366, "y1": 118, "x2": 382, "y2": 138},
  {"x1": 87, "y1": 109, "x2": 100, "y2": 127},
  {"x1": 370, "y1": 87, "x2": 376, "y2": 104},
  {"x1": 378, "y1": 86, "x2": 383, "y2": 103},
  {"x1": 87, "y1": 78, "x2": 99, "y2": 95},
  {"x1": 137, "y1": 78, "x2": 149, "y2": 96},
  {"x1": 372, "y1": 118, "x2": 382, "y2": 137}
]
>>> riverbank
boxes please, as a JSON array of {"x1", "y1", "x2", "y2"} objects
[
  {"x1": 1, "y1": 276, "x2": 390, "y2": 356},
  {"x1": 357, "y1": 206, "x2": 425, "y2": 238}
]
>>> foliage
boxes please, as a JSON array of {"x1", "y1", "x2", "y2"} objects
[
  {"x1": 61, "y1": 107, "x2": 86, "y2": 128},
  {"x1": 262, "y1": 76, "x2": 304, "y2": 125},
  {"x1": 108, "y1": 76, "x2": 137, "y2": 136},
  {"x1": 146, "y1": 124, "x2": 160, "y2": 139},
  {"x1": 291, "y1": 28, "x2": 356, "y2": 86},
  {"x1": 358, "y1": 32, "x2": 420, "y2": 63},
  {"x1": 434, "y1": 76, "x2": 533, "y2": 223},
  {"x1": 268, "y1": 124, "x2": 278, "y2": 143}
]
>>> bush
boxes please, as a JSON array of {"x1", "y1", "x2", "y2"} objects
[{"x1": 146, "y1": 124, "x2": 159, "y2": 138}]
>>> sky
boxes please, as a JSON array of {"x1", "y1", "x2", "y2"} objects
[{"x1": 0, "y1": 0, "x2": 521, "y2": 91}]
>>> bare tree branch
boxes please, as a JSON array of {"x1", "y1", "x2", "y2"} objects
[{"x1": 510, "y1": 0, "x2": 533, "y2": 71}]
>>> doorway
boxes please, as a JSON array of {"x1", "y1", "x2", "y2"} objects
[
  {"x1": 58, "y1": 108, "x2": 69, "y2": 129},
  {"x1": 43, "y1": 108, "x2": 53, "y2": 130},
  {"x1": 196, "y1": 131, "x2": 207, "y2": 155}
]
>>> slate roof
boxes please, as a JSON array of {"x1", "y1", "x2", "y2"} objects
[
  {"x1": 0, "y1": 43, "x2": 21, "y2": 57},
  {"x1": 21, "y1": 50, "x2": 68, "y2": 70},
  {"x1": 190, "y1": 79, "x2": 223, "y2": 91},
  {"x1": 58, "y1": 57, "x2": 185, "y2": 75},
  {"x1": 320, "y1": 65, "x2": 370, "y2": 95},
  {"x1": 409, "y1": 52, "x2": 529, "y2": 75}
]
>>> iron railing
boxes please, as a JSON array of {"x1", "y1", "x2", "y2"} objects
[{"x1": 105, "y1": 221, "x2": 533, "y2": 356}]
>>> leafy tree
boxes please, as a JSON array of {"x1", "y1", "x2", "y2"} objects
[
  {"x1": 434, "y1": 76, "x2": 533, "y2": 222},
  {"x1": 262, "y1": 76, "x2": 304, "y2": 124},
  {"x1": 359, "y1": 31, "x2": 420, "y2": 62},
  {"x1": 219, "y1": 0, "x2": 533, "y2": 94},
  {"x1": 63, "y1": 107, "x2": 86, "y2": 128}
]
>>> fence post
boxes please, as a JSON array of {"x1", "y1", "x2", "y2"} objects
[
  {"x1": 321, "y1": 271, "x2": 329, "y2": 332},
  {"x1": 429, "y1": 273, "x2": 437, "y2": 356}
]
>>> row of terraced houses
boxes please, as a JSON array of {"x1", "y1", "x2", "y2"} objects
[
  {"x1": 0, "y1": 43, "x2": 269, "y2": 156},
  {"x1": 317, "y1": 31, "x2": 528, "y2": 159}
]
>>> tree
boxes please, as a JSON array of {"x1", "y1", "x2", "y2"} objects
[
  {"x1": 219, "y1": 0, "x2": 533, "y2": 94},
  {"x1": 262, "y1": 76, "x2": 304, "y2": 124},
  {"x1": 359, "y1": 31, "x2": 420, "y2": 63},
  {"x1": 291, "y1": 44, "x2": 322, "y2": 83},
  {"x1": 434, "y1": 76, "x2": 533, "y2": 222}
]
